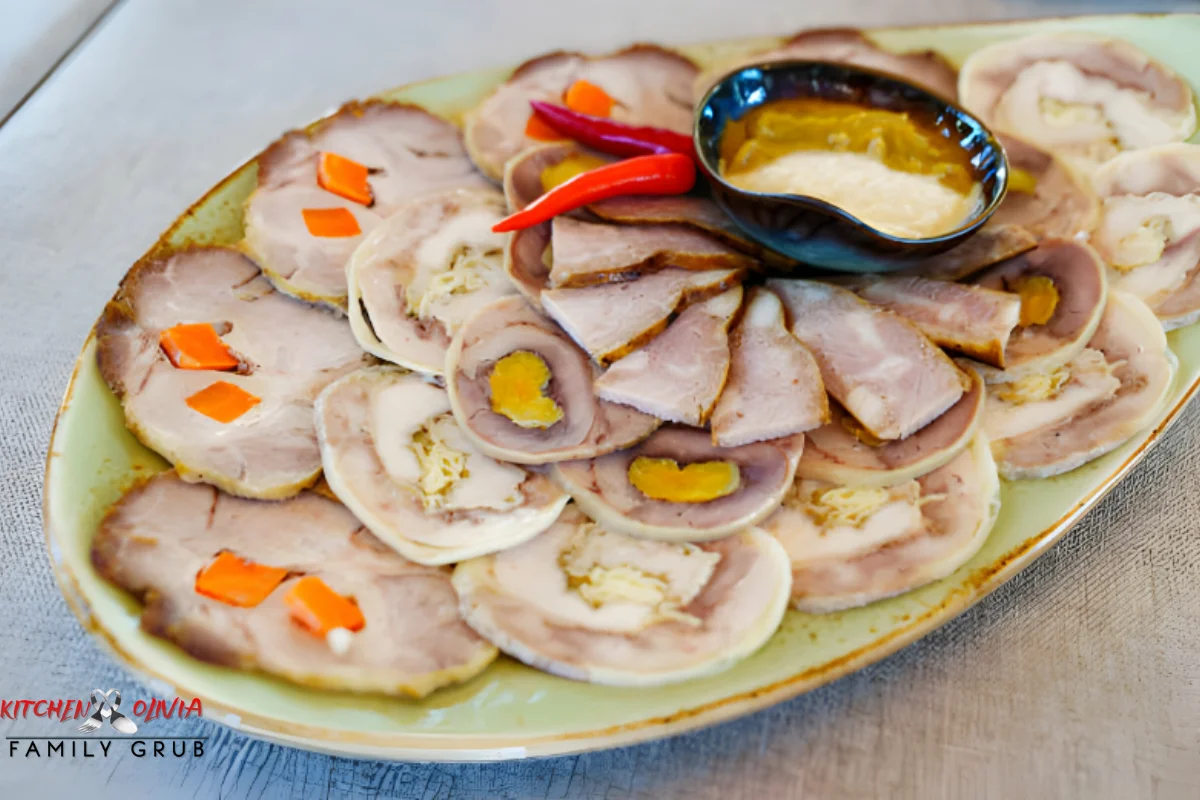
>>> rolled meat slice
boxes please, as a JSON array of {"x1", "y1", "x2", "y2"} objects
[
  {"x1": 851, "y1": 275, "x2": 1021, "y2": 368},
  {"x1": 984, "y1": 291, "x2": 1176, "y2": 479},
  {"x1": 315, "y1": 369, "x2": 569, "y2": 565},
  {"x1": 503, "y1": 141, "x2": 615, "y2": 212},
  {"x1": 1091, "y1": 142, "x2": 1200, "y2": 330},
  {"x1": 991, "y1": 133, "x2": 1100, "y2": 240},
  {"x1": 96, "y1": 248, "x2": 368, "y2": 499},
  {"x1": 244, "y1": 101, "x2": 489, "y2": 309},
  {"x1": 346, "y1": 188, "x2": 514, "y2": 375},
  {"x1": 797, "y1": 364, "x2": 985, "y2": 487},
  {"x1": 452, "y1": 505, "x2": 792, "y2": 686},
  {"x1": 445, "y1": 296, "x2": 659, "y2": 464},
  {"x1": 763, "y1": 435, "x2": 1000, "y2": 613},
  {"x1": 594, "y1": 287, "x2": 743, "y2": 426},
  {"x1": 958, "y1": 33, "x2": 1196, "y2": 172},
  {"x1": 769, "y1": 279, "x2": 964, "y2": 440},
  {"x1": 971, "y1": 239, "x2": 1108, "y2": 381},
  {"x1": 551, "y1": 426, "x2": 803, "y2": 542},
  {"x1": 92, "y1": 472, "x2": 497, "y2": 696},
  {"x1": 465, "y1": 45, "x2": 697, "y2": 181},
  {"x1": 710, "y1": 287, "x2": 829, "y2": 447}
]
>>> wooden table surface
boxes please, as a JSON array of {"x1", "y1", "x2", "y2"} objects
[{"x1": 1, "y1": 1, "x2": 1198, "y2": 797}]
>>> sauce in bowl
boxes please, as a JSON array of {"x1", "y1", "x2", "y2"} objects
[{"x1": 718, "y1": 97, "x2": 984, "y2": 240}]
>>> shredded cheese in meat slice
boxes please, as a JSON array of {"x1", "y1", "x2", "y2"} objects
[
  {"x1": 406, "y1": 245, "x2": 505, "y2": 328},
  {"x1": 1110, "y1": 215, "x2": 1174, "y2": 272},
  {"x1": 410, "y1": 414, "x2": 470, "y2": 510},
  {"x1": 993, "y1": 364, "x2": 1073, "y2": 405},
  {"x1": 786, "y1": 481, "x2": 926, "y2": 529}
]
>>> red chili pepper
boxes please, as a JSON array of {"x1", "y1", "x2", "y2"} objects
[
  {"x1": 529, "y1": 101, "x2": 696, "y2": 161},
  {"x1": 492, "y1": 153, "x2": 696, "y2": 234}
]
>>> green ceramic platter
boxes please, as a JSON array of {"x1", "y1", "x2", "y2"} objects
[{"x1": 44, "y1": 13, "x2": 1200, "y2": 761}]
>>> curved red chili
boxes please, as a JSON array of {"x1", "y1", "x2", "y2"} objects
[{"x1": 529, "y1": 101, "x2": 696, "y2": 161}]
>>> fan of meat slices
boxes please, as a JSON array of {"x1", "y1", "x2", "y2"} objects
[{"x1": 89, "y1": 28, "x2": 1194, "y2": 697}]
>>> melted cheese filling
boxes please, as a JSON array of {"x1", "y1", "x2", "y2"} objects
[{"x1": 1097, "y1": 193, "x2": 1200, "y2": 304}]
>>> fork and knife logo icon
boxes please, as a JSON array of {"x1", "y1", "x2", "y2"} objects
[{"x1": 73, "y1": 689, "x2": 138, "y2": 734}]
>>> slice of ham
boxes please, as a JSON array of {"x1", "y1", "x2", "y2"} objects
[
  {"x1": 346, "y1": 188, "x2": 514, "y2": 375},
  {"x1": 92, "y1": 472, "x2": 497, "y2": 696},
  {"x1": 244, "y1": 101, "x2": 489, "y2": 310},
  {"x1": 764, "y1": 435, "x2": 1000, "y2": 613},
  {"x1": 1092, "y1": 142, "x2": 1200, "y2": 330},
  {"x1": 594, "y1": 287, "x2": 743, "y2": 426},
  {"x1": 987, "y1": 292, "x2": 1176, "y2": 479},
  {"x1": 851, "y1": 275, "x2": 1021, "y2": 368},
  {"x1": 991, "y1": 133, "x2": 1099, "y2": 240},
  {"x1": 465, "y1": 45, "x2": 697, "y2": 181},
  {"x1": 445, "y1": 296, "x2": 659, "y2": 464},
  {"x1": 541, "y1": 267, "x2": 743, "y2": 364},
  {"x1": 549, "y1": 217, "x2": 756, "y2": 288},
  {"x1": 769, "y1": 279, "x2": 963, "y2": 440},
  {"x1": 552, "y1": 427, "x2": 803, "y2": 542},
  {"x1": 958, "y1": 33, "x2": 1197, "y2": 172},
  {"x1": 710, "y1": 287, "x2": 828, "y2": 447},
  {"x1": 972, "y1": 239, "x2": 1108, "y2": 380},
  {"x1": 797, "y1": 365, "x2": 985, "y2": 487},
  {"x1": 898, "y1": 224, "x2": 1037, "y2": 282},
  {"x1": 504, "y1": 222, "x2": 553, "y2": 306},
  {"x1": 96, "y1": 248, "x2": 368, "y2": 499},
  {"x1": 315, "y1": 369, "x2": 568, "y2": 565}
]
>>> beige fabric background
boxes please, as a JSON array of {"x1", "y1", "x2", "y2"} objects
[{"x1": 1, "y1": 1, "x2": 1198, "y2": 797}]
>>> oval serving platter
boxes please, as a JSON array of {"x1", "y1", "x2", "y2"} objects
[{"x1": 44, "y1": 13, "x2": 1200, "y2": 761}]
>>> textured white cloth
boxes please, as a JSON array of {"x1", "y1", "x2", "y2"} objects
[{"x1": 1, "y1": 1, "x2": 1198, "y2": 797}]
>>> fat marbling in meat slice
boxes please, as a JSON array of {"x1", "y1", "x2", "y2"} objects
[
  {"x1": 451, "y1": 505, "x2": 791, "y2": 686},
  {"x1": 346, "y1": 188, "x2": 515, "y2": 375},
  {"x1": 971, "y1": 239, "x2": 1107, "y2": 381},
  {"x1": 96, "y1": 248, "x2": 369, "y2": 499},
  {"x1": 1091, "y1": 143, "x2": 1200, "y2": 330},
  {"x1": 315, "y1": 368, "x2": 568, "y2": 565},
  {"x1": 958, "y1": 33, "x2": 1197, "y2": 173},
  {"x1": 465, "y1": 45, "x2": 697, "y2": 181},
  {"x1": 548, "y1": 217, "x2": 756, "y2": 288},
  {"x1": 710, "y1": 287, "x2": 828, "y2": 447},
  {"x1": 984, "y1": 292, "x2": 1176, "y2": 480},
  {"x1": 850, "y1": 275, "x2": 1021, "y2": 368},
  {"x1": 991, "y1": 133, "x2": 1100, "y2": 241},
  {"x1": 551, "y1": 426, "x2": 803, "y2": 543},
  {"x1": 763, "y1": 435, "x2": 1000, "y2": 613},
  {"x1": 92, "y1": 472, "x2": 497, "y2": 696},
  {"x1": 594, "y1": 287, "x2": 743, "y2": 426},
  {"x1": 797, "y1": 364, "x2": 985, "y2": 487},
  {"x1": 243, "y1": 101, "x2": 489, "y2": 310},
  {"x1": 769, "y1": 279, "x2": 963, "y2": 441},
  {"x1": 541, "y1": 267, "x2": 743, "y2": 365},
  {"x1": 445, "y1": 295, "x2": 659, "y2": 465},
  {"x1": 898, "y1": 224, "x2": 1038, "y2": 282},
  {"x1": 695, "y1": 28, "x2": 959, "y2": 102}
]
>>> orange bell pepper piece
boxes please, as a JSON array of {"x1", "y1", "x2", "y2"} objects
[
  {"x1": 284, "y1": 576, "x2": 365, "y2": 635},
  {"x1": 185, "y1": 381, "x2": 261, "y2": 423},
  {"x1": 195, "y1": 551, "x2": 288, "y2": 607},
  {"x1": 301, "y1": 207, "x2": 361, "y2": 237},
  {"x1": 159, "y1": 323, "x2": 240, "y2": 371},
  {"x1": 316, "y1": 152, "x2": 373, "y2": 206},
  {"x1": 525, "y1": 113, "x2": 567, "y2": 141},
  {"x1": 564, "y1": 79, "x2": 614, "y2": 117}
]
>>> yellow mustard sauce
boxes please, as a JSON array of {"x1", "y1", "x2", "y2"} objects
[{"x1": 719, "y1": 98, "x2": 984, "y2": 239}]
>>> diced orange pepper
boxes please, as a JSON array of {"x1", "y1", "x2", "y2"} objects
[
  {"x1": 195, "y1": 551, "x2": 288, "y2": 607},
  {"x1": 316, "y1": 152, "x2": 373, "y2": 206},
  {"x1": 185, "y1": 381, "x2": 261, "y2": 423},
  {"x1": 564, "y1": 79, "x2": 614, "y2": 117},
  {"x1": 284, "y1": 576, "x2": 365, "y2": 635},
  {"x1": 301, "y1": 207, "x2": 361, "y2": 237},
  {"x1": 525, "y1": 113, "x2": 567, "y2": 141},
  {"x1": 159, "y1": 323, "x2": 240, "y2": 371}
]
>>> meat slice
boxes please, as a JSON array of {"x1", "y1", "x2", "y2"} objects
[
  {"x1": 452, "y1": 506, "x2": 791, "y2": 686},
  {"x1": 445, "y1": 296, "x2": 659, "y2": 464},
  {"x1": 851, "y1": 275, "x2": 1021, "y2": 368},
  {"x1": 96, "y1": 248, "x2": 368, "y2": 499},
  {"x1": 541, "y1": 267, "x2": 743, "y2": 364},
  {"x1": 465, "y1": 45, "x2": 697, "y2": 181},
  {"x1": 594, "y1": 287, "x2": 743, "y2": 426},
  {"x1": 503, "y1": 141, "x2": 615, "y2": 212},
  {"x1": 991, "y1": 133, "x2": 1099, "y2": 240},
  {"x1": 769, "y1": 279, "x2": 963, "y2": 440},
  {"x1": 244, "y1": 101, "x2": 489, "y2": 310},
  {"x1": 900, "y1": 224, "x2": 1038, "y2": 281},
  {"x1": 549, "y1": 217, "x2": 755, "y2": 288},
  {"x1": 710, "y1": 287, "x2": 828, "y2": 447},
  {"x1": 92, "y1": 472, "x2": 497, "y2": 696}
]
